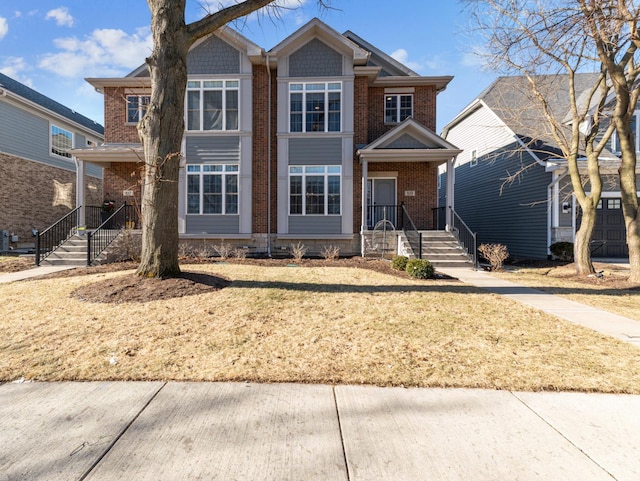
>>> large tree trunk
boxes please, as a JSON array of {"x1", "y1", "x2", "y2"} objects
[
  {"x1": 574, "y1": 200, "x2": 596, "y2": 275},
  {"x1": 619, "y1": 140, "x2": 640, "y2": 284},
  {"x1": 136, "y1": 0, "x2": 190, "y2": 278}
]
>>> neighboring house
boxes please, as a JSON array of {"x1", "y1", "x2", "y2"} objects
[
  {"x1": 441, "y1": 74, "x2": 640, "y2": 259},
  {"x1": 0, "y1": 72, "x2": 104, "y2": 249},
  {"x1": 72, "y1": 18, "x2": 460, "y2": 257}
]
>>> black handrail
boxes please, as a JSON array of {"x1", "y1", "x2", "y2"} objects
[
  {"x1": 35, "y1": 207, "x2": 81, "y2": 265},
  {"x1": 400, "y1": 204, "x2": 422, "y2": 259},
  {"x1": 86, "y1": 204, "x2": 140, "y2": 265},
  {"x1": 449, "y1": 207, "x2": 478, "y2": 269}
]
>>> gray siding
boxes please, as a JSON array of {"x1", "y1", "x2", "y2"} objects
[
  {"x1": 387, "y1": 134, "x2": 429, "y2": 149},
  {"x1": 584, "y1": 173, "x2": 640, "y2": 192},
  {"x1": 186, "y1": 215, "x2": 240, "y2": 234},
  {"x1": 454, "y1": 142, "x2": 552, "y2": 259},
  {"x1": 289, "y1": 216, "x2": 342, "y2": 234},
  {"x1": 186, "y1": 136, "x2": 240, "y2": 163},
  {"x1": 187, "y1": 35, "x2": 240, "y2": 74},
  {"x1": 289, "y1": 137, "x2": 342, "y2": 165},
  {"x1": 289, "y1": 39, "x2": 343, "y2": 77}
]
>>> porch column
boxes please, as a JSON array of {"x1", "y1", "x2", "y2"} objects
[
  {"x1": 74, "y1": 157, "x2": 86, "y2": 227},
  {"x1": 445, "y1": 157, "x2": 456, "y2": 230},
  {"x1": 361, "y1": 159, "x2": 368, "y2": 232}
]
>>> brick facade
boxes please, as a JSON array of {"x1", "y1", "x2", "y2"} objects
[
  {"x1": 0, "y1": 153, "x2": 102, "y2": 244},
  {"x1": 103, "y1": 162, "x2": 144, "y2": 209},
  {"x1": 104, "y1": 87, "x2": 144, "y2": 143}
]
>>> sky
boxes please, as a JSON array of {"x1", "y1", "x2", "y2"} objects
[{"x1": 0, "y1": 0, "x2": 495, "y2": 132}]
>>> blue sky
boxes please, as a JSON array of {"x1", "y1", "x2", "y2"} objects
[{"x1": 0, "y1": 0, "x2": 494, "y2": 131}]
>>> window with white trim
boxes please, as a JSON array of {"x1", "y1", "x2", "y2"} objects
[
  {"x1": 186, "y1": 164, "x2": 239, "y2": 214},
  {"x1": 126, "y1": 95, "x2": 150, "y2": 123},
  {"x1": 289, "y1": 82, "x2": 341, "y2": 133},
  {"x1": 470, "y1": 149, "x2": 478, "y2": 167},
  {"x1": 385, "y1": 94, "x2": 413, "y2": 123},
  {"x1": 186, "y1": 80, "x2": 239, "y2": 131},
  {"x1": 51, "y1": 125, "x2": 73, "y2": 158},
  {"x1": 289, "y1": 165, "x2": 341, "y2": 215}
]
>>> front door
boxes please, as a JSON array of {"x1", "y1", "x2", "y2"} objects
[{"x1": 367, "y1": 178, "x2": 397, "y2": 229}]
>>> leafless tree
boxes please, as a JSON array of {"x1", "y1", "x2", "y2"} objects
[{"x1": 137, "y1": 0, "x2": 330, "y2": 278}]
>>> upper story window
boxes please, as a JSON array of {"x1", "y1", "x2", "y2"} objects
[
  {"x1": 186, "y1": 164, "x2": 239, "y2": 215},
  {"x1": 126, "y1": 95, "x2": 150, "y2": 123},
  {"x1": 470, "y1": 149, "x2": 478, "y2": 167},
  {"x1": 51, "y1": 125, "x2": 73, "y2": 158},
  {"x1": 611, "y1": 113, "x2": 638, "y2": 152},
  {"x1": 187, "y1": 80, "x2": 239, "y2": 131},
  {"x1": 385, "y1": 94, "x2": 413, "y2": 123},
  {"x1": 290, "y1": 82, "x2": 341, "y2": 133},
  {"x1": 289, "y1": 165, "x2": 341, "y2": 215}
]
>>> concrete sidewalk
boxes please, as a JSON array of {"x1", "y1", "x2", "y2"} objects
[
  {"x1": 1, "y1": 381, "x2": 639, "y2": 480},
  {"x1": 0, "y1": 265, "x2": 76, "y2": 284},
  {"x1": 440, "y1": 267, "x2": 640, "y2": 347}
]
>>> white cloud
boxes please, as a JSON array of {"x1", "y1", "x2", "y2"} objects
[
  {"x1": 0, "y1": 17, "x2": 8, "y2": 40},
  {"x1": 0, "y1": 57, "x2": 33, "y2": 86},
  {"x1": 390, "y1": 48, "x2": 425, "y2": 73},
  {"x1": 38, "y1": 27, "x2": 153, "y2": 78},
  {"x1": 45, "y1": 7, "x2": 74, "y2": 27}
]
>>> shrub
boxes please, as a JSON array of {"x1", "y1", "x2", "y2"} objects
[
  {"x1": 391, "y1": 255, "x2": 409, "y2": 271},
  {"x1": 290, "y1": 242, "x2": 307, "y2": 262},
  {"x1": 478, "y1": 243, "x2": 509, "y2": 271},
  {"x1": 213, "y1": 241, "x2": 232, "y2": 260},
  {"x1": 405, "y1": 258, "x2": 435, "y2": 279},
  {"x1": 321, "y1": 245, "x2": 340, "y2": 261},
  {"x1": 233, "y1": 247, "x2": 248, "y2": 260},
  {"x1": 550, "y1": 241, "x2": 574, "y2": 261}
]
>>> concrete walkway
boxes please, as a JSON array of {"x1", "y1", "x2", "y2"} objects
[
  {"x1": 1, "y1": 381, "x2": 639, "y2": 480},
  {"x1": 0, "y1": 264, "x2": 77, "y2": 283}
]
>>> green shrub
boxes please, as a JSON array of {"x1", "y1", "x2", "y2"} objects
[
  {"x1": 405, "y1": 259, "x2": 435, "y2": 279},
  {"x1": 391, "y1": 255, "x2": 409, "y2": 271},
  {"x1": 550, "y1": 241, "x2": 574, "y2": 261}
]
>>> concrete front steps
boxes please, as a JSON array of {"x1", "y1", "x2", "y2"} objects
[
  {"x1": 41, "y1": 234, "x2": 112, "y2": 267},
  {"x1": 401, "y1": 231, "x2": 474, "y2": 268}
]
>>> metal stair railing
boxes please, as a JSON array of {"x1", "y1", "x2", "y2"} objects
[
  {"x1": 86, "y1": 204, "x2": 130, "y2": 266},
  {"x1": 35, "y1": 207, "x2": 81, "y2": 266},
  {"x1": 448, "y1": 207, "x2": 478, "y2": 269},
  {"x1": 400, "y1": 204, "x2": 422, "y2": 259}
]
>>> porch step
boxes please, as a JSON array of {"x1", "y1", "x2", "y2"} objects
[
  {"x1": 41, "y1": 234, "x2": 109, "y2": 267},
  {"x1": 400, "y1": 231, "x2": 474, "y2": 268}
]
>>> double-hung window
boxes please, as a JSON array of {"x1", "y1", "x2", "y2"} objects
[
  {"x1": 126, "y1": 95, "x2": 150, "y2": 123},
  {"x1": 289, "y1": 82, "x2": 341, "y2": 133},
  {"x1": 289, "y1": 166, "x2": 341, "y2": 215},
  {"x1": 384, "y1": 94, "x2": 413, "y2": 123},
  {"x1": 186, "y1": 164, "x2": 239, "y2": 215},
  {"x1": 51, "y1": 125, "x2": 73, "y2": 158},
  {"x1": 611, "y1": 113, "x2": 638, "y2": 152},
  {"x1": 187, "y1": 80, "x2": 239, "y2": 131}
]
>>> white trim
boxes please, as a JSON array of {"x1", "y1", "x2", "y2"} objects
[
  {"x1": 185, "y1": 79, "x2": 240, "y2": 132},
  {"x1": 50, "y1": 123, "x2": 74, "y2": 159}
]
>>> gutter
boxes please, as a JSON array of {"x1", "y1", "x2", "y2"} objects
[{"x1": 266, "y1": 53, "x2": 272, "y2": 257}]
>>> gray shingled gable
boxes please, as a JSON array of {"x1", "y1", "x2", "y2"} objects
[{"x1": 0, "y1": 72, "x2": 104, "y2": 135}]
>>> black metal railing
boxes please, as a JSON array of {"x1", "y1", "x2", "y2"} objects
[
  {"x1": 367, "y1": 204, "x2": 401, "y2": 230},
  {"x1": 85, "y1": 206, "x2": 103, "y2": 229},
  {"x1": 35, "y1": 207, "x2": 81, "y2": 265},
  {"x1": 86, "y1": 204, "x2": 140, "y2": 265},
  {"x1": 400, "y1": 204, "x2": 422, "y2": 259},
  {"x1": 449, "y1": 207, "x2": 478, "y2": 269}
]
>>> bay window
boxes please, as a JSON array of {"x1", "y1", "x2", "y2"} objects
[
  {"x1": 187, "y1": 80, "x2": 239, "y2": 131},
  {"x1": 289, "y1": 165, "x2": 341, "y2": 215},
  {"x1": 187, "y1": 164, "x2": 238, "y2": 214},
  {"x1": 289, "y1": 82, "x2": 341, "y2": 133}
]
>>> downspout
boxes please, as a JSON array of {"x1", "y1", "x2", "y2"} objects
[
  {"x1": 266, "y1": 53, "x2": 272, "y2": 257},
  {"x1": 547, "y1": 167, "x2": 569, "y2": 258}
]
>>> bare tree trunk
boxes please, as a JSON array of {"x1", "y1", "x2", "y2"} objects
[
  {"x1": 136, "y1": 0, "x2": 189, "y2": 278},
  {"x1": 574, "y1": 201, "x2": 596, "y2": 275}
]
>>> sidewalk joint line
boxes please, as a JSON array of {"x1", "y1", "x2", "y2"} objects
[
  {"x1": 77, "y1": 382, "x2": 167, "y2": 481},
  {"x1": 510, "y1": 391, "x2": 619, "y2": 480},
  {"x1": 332, "y1": 386, "x2": 352, "y2": 481}
]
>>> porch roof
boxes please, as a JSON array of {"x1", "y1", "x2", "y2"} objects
[
  {"x1": 70, "y1": 143, "x2": 143, "y2": 165},
  {"x1": 357, "y1": 118, "x2": 461, "y2": 164}
]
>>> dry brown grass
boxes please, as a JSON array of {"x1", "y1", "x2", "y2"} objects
[
  {"x1": 2, "y1": 264, "x2": 640, "y2": 393},
  {"x1": 0, "y1": 256, "x2": 33, "y2": 273},
  {"x1": 493, "y1": 263, "x2": 640, "y2": 321}
]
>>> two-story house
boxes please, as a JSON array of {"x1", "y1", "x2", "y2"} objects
[
  {"x1": 73, "y1": 19, "x2": 460, "y2": 257},
  {"x1": 0, "y1": 72, "x2": 104, "y2": 250}
]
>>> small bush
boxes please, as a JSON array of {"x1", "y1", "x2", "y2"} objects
[
  {"x1": 405, "y1": 259, "x2": 435, "y2": 279},
  {"x1": 290, "y1": 242, "x2": 307, "y2": 263},
  {"x1": 478, "y1": 243, "x2": 509, "y2": 271},
  {"x1": 391, "y1": 255, "x2": 409, "y2": 271},
  {"x1": 213, "y1": 241, "x2": 233, "y2": 260},
  {"x1": 320, "y1": 245, "x2": 340, "y2": 261},
  {"x1": 550, "y1": 241, "x2": 574, "y2": 261},
  {"x1": 233, "y1": 247, "x2": 248, "y2": 260}
]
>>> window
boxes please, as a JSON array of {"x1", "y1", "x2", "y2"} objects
[
  {"x1": 126, "y1": 95, "x2": 150, "y2": 123},
  {"x1": 289, "y1": 165, "x2": 341, "y2": 215},
  {"x1": 385, "y1": 94, "x2": 413, "y2": 123},
  {"x1": 186, "y1": 164, "x2": 239, "y2": 214},
  {"x1": 187, "y1": 80, "x2": 239, "y2": 131},
  {"x1": 611, "y1": 113, "x2": 638, "y2": 152},
  {"x1": 470, "y1": 149, "x2": 478, "y2": 167},
  {"x1": 51, "y1": 125, "x2": 73, "y2": 158},
  {"x1": 608, "y1": 198, "x2": 621, "y2": 210},
  {"x1": 289, "y1": 82, "x2": 341, "y2": 133}
]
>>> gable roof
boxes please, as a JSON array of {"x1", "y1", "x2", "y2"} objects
[
  {"x1": 342, "y1": 30, "x2": 418, "y2": 77},
  {"x1": 0, "y1": 72, "x2": 104, "y2": 135}
]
